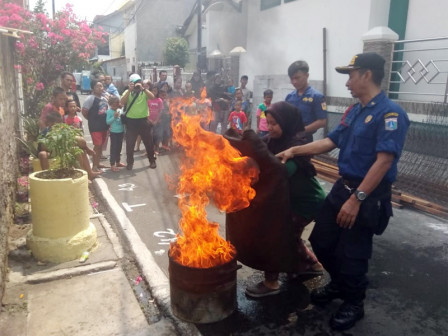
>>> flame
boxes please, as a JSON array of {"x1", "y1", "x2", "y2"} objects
[{"x1": 169, "y1": 89, "x2": 259, "y2": 268}]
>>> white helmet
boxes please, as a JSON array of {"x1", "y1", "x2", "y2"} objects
[{"x1": 129, "y1": 74, "x2": 141, "y2": 83}]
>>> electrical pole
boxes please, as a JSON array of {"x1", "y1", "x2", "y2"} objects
[
  {"x1": 52, "y1": 0, "x2": 55, "y2": 18},
  {"x1": 197, "y1": 0, "x2": 202, "y2": 72}
]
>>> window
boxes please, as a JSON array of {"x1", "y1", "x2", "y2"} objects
[{"x1": 260, "y1": 0, "x2": 281, "y2": 11}]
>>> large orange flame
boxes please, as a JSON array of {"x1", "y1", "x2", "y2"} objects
[{"x1": 169, "y1": 89, "x2": 259, "y2": 268}]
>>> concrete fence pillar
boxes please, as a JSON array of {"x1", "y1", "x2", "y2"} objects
[{"x1": 362, "y1": 26, "x2": 399, "y2": 93}]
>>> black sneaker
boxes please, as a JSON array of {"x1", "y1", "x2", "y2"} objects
[
  {"x1": 149, "y1": 161, "x2": 157, "y2": 169},
  {"x1": 310, "y1": 283, "x2": 342, "y2": 305},
  {"x1": 126, "y1": 164, "x2": 133, "y2": 170},
  {"x1": 330, "y1": 301, "x2": 364, "y2": 331}
]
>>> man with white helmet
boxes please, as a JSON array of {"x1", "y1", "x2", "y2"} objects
[{"x1": 121, "y1": 74, "x2": 157, "y2": 169}]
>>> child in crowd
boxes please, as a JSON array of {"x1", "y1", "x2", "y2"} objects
[
  {"x1": 64, "y1": 99, "x2": 84, "y2": 132},
  {"x1": 39, "y1": 87, "x2": 67, "y2": 130},
  {"x1": 228, "y1": 99, "x2": 247, "y2": 134},
  {"x1": 158, "y1": 89, "x2": 172, "y2": 153},
  {"x1": 227, "y1": 78, "x2": 236, "y2": 96},
  {"x1": 245, "y1": 101, "x2": 325, "y2": 298},
  {"x1": 106, "y1": 96, "x2": 125, "y2": 172},
  {"x1": 147, "y1": 84, "x2": 164, "y2": 154},
  {"x1": 256, "y1": 89, "x2": 273, "y2": 137},
  {"x1": 231, "y1": 88, "x2": 250, "y2": 117}
]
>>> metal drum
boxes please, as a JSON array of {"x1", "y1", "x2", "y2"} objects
[{"x1": 169, "y1": 255, "x2": 241, "y2": 323}]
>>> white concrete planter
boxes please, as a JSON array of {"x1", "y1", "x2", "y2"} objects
[{"x1": 26, "y1": 169, "x2": 97, "y2": 263}]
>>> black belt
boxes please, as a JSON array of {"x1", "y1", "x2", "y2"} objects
[{"x1": 342, "y1": 178, "x2": 361, "y2": 191}]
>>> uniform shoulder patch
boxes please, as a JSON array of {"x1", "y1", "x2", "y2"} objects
[
  {"x1": 321, "y1": 102, "x2": 327, "y2": 110},
  {"x1": 385, "y1": 117, "x2": 398, "y2": 131}
]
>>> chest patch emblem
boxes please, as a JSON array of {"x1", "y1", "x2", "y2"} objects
[
  {"x1": 365, "y1": 115, "x2": 373, "y2": 123},
  {"x1": 303, "y1": 97, "x2": 313, "y2": 103},
  {"x1": 385, "y1": 117, "x2": 398, "y2": 131}
]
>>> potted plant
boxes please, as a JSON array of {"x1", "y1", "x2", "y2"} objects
[
  {"x1": 16, "y1": 116, "x2": 58, "y2": 172},
  {"x1": 26, "y1": 123, "x2": 97, "y2": 263}
]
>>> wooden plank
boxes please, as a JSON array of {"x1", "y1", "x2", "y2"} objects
[
  {"x1": 400, "y1": 194, "x2": 448, "y2": 212},
  {"x1": 315, "y1": 165, "x2": 340, "y2": 177},
  {"x1": 413, "y1": 203, "x2": 448, "y2": 218},
  {"x1": 312, "y1": 159, "x2": 338, "y2": 171},
  {"x1": 316, "y1": 173, "x2": 337, "y2": 184},
  {"x1": 392, "y1": 201, "x2": 403, "y2": 209},
  {"x1": 391, "y1": 194, "x2": 402, "y2": 204}
]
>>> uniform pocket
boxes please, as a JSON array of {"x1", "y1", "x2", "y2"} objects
[
  {"x1": 353, "y1": 135, "x2": 375, "y2": 155},
  {"x1": 375, "y1": 200, "x2": 393, "y2": 235}
]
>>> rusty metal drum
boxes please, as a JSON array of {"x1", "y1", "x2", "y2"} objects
[{"x1": 169, "y1": 255, "x2": 241, "y2": 323}]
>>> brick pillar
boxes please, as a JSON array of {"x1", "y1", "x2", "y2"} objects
[
  {"x1": 230, "y1": 55, "x2": 240, "y2": 88},
  {"x1": 362, "y1": 26, "x2": 399, "y2": 93}
]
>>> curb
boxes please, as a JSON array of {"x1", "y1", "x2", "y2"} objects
[
  {"x1": 92, "y1": 178, "x2": 201, "y2": 336},
  {"x1": 26, "y1": 260, "x2": 117, "y2": 284}
]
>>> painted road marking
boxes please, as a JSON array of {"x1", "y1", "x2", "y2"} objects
[
  {"x1": 118, "y1": 183, "x2": 136, "y2": 191},
  {"x1": 122, "y1": 202, "x2": 146, "y2": 212},
  {"x1": 153, "y1": 229, "x2": 177, "y2": 245}
]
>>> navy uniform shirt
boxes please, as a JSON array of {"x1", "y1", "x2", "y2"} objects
[
  {"x1": 285, "y1": 86, "x2": 327, "y2": 129},
  {"x1": 328, "y1": 91, "x2": 409, "y2": 183}
]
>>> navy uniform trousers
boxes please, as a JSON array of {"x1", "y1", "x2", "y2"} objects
[{"x1": 310, "y1": 178, "x2": 391, "y2": 303}]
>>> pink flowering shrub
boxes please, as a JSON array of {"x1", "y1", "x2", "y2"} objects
[{"x1": 0, "y1": 1, "x2": 106, "y2": 118}]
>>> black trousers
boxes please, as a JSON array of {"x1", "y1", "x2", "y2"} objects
[
  {"x1": 310, "y1": 178, "x2": 374, "y2": 303},
  {"x1": 109, "y1": 132, "x2": 124, "y2": 166},
  {"x1": 125, "y1": 118, "x2": 155, "y2": 165}
]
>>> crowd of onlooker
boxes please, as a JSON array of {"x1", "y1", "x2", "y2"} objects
[{"x1": 36, "y1": 69, "x2": 259, "y2": 177}]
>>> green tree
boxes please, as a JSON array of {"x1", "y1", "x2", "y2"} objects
[
  {"x1": 33, "y1": 0, "x2": 48, "y2": 15},
  {"x1": 0, "y1": 2, "x2": 106, "y2": 118},
  {"x1": 164, "y1": 37, "x2": 189, "y2": 68}
]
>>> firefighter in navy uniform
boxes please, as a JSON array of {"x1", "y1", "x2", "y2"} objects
[
  {"x1": 276, "y1": 52, "x2": 409, "y2": 331},
  {"x1": 285, "y1": 60, "x2": 328, "y2": 143}
]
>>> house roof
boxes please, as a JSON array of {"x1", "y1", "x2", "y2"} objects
[
  {"x1": 0, "y1": 25, "x2": 32, "y2": 39},
  {"x1": 92, "y1": 0, "x2": 130, "y2": 24},
  {"x1": 180, "y1": 0, "x2": 242, "y2": 37}
]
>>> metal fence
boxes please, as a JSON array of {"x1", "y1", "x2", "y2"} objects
[
  {"x1": 319, "y1": 105, "x2": 448, "y2": 208},
  {"x1": 389, "y1": 36, "x2": 448, "y2": 103}
]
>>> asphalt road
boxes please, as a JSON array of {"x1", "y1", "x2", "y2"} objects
[
  {"x1": 80, "y1": 94, "x2": 448, "y2": 335},
  {"x1": 92, "y1": 150, "x2": 447, "y2": 336}
]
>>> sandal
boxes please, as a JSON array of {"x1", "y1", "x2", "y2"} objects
[
  {"x1": 288, "y1": 262, "x2": 324, "y2": 280},
  {"x1": 245, "y1": 281, "x2": 281, "y2": 298},
  {"x1": 111, "y1": 166, "x2": 120, "y2": 172}
]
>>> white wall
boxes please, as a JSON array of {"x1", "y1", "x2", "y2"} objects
[
  {"x1": 240, "y1": 0, "x2": 390, "y2": 99},
  {"x1": 124, "y1": 21, "x2": 137, "y2": 74}
]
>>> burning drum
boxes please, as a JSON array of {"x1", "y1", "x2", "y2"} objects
[{"x1": 169, "y1": 254, "x2": 241, "y2": 323}]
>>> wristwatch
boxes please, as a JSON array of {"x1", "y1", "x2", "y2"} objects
[{"x1": 354, "y1": 189, "x2": 367, "y2": 202}]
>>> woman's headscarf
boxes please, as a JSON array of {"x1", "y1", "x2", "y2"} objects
[{"x1": 265, "y1": 101, "x2": 316, "y2": 177}]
